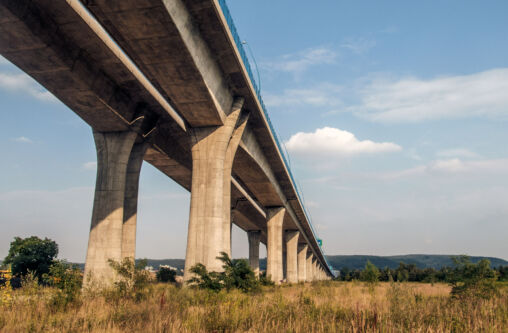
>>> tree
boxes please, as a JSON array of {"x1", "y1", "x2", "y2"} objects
[
  {"x1": 448, "y1": 256, "x2": 498, "y2": 299},
  {"x1": 156, "y1": 266, "x2": 177, "y2": 283},
  {"x1": 360, "y1": 260, "x2": 379, "y2": 283},
  {"x1": 4, "y1": 236, "x2": 58, "y2": 280}
]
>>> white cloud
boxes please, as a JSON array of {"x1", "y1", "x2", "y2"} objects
[
  {"x1": 264, "y1": 83, "x2": 343, "y2": 108},
  {"x1": 12, "y1": 136, "x2": 33, "y2": 143},
  {"x1": 285, "y1": 127, "x2": 402, "y2": 156},
  {"x1": 436, "y1": 148, "x2": 480, "y2": 159},
  {"x1": 379, "y1": 158, "x2": 508, "y2": 179},
  {"x1": 0, "y1": 71, "x2": 57, "y2": 102},
  {"x1": 340, "y1": 37, "x2": 376, "y2": 55},
  {"x1": 82, "y1": 161, "x2": 97, "y2": 170},
  {"x1": 355, "y1": 68, "x2": 508, "y2": 123},
  {"x1": 264, "y1": 47, "x2": 337, "y2": 74}
]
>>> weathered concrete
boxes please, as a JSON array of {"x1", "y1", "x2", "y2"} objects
[
  {"x1": 285, "y1": 231, "x2": 299, "y2": 284},
  {"x1": 312, "y1": 257, "x2": 318, "y2": 281},
  {"x1": 85, "y1": 130, "x2": 138, "y2": 285},
  {"x1": 222, "y1": 104, "x2": 249, "y2": 257},
  {"x1": 247, "y1": 231, "x2": 261, "y2": 277},
  {"x1": 122, "y1": 142, "x2": 149, "y2": 259},
  {"x1": 306, "y1": 252, "x2": 314, "y2": 282},
  {"x1": 297, "y1": 244, "x2": 308, "y2": 282},
  {"x1": 184, "y1": 98, "x2": 245, "y2": 280},
  {"x1": 266, "y1": 207, "x2": 285, "y2": 284}
]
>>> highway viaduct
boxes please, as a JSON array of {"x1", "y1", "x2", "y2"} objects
[{"x1": 0, "y1": 0, "x2": 334, "y2": 284}]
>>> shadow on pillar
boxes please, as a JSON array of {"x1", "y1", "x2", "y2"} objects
[{"x1": 84, "y1": 128, "x2": 149, "y2": 286}]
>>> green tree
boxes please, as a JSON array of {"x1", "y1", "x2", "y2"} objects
[
  {"x1": 360, "y1": 260, "x2": 379, "y2": 283},
  {"x1": 448, "y1": 256, "x2": 498, "y2": 299},
  {"x1": 4, "y1": 236, "x2": 58, "y2": 280},
  {"x1": 156, "y1": 266, "x2": 177, "y2": 283}
]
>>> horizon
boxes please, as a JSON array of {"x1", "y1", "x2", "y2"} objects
[{"x1": 2, "y1": 0, "x2": 508, "y2": 262}]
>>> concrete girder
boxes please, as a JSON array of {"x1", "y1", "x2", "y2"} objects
[{"x1": 86, "y1": 0, "x2": 232, "y2": 127}]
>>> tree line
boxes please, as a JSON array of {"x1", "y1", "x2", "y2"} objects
[{"x1": 336, "y1": 258, "x2": 508, "y2": 283}]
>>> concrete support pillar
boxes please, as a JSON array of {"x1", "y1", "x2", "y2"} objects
[
  {"x1": 285, "y1": 231, "x2": 299, "y2": 284},
  {"x1": 312, "y1": 257, "x2": 318, "y2": 281},
  {"x1": 297, "y1": 244, "x2": 308, "y2": 282},
  {"x1": 84, "y1": 130, "x2": 138, "y2": 285},
  {"x1": 306, "y1": 252, "x2": 313, "y2": 282},
  {"x1": 266, "y1": 207, "x2": 285, "y2": 284},
  {"x1": 184, "y1": 98, "x2": 246, "y2": 281},
  {"x1": 222, "y1": 107, "x2": 249, "y2": 257},
  {"x1": 247, "y1": 230, "x2": 261, "y2": 277},
  {"x1": 121, "y1": 142, "x2": 148, "y2": 259}
]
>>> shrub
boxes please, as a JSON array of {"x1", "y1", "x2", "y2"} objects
[
  {"x1": 448, "y1": 256, "x2": 499, "y2": 299},
  {"x1": 156, "y1": 267, "x2": 177, "y2": 283},
  {"x1": 259, "y1": 272, "x2": 275, "y2": 286},
  {"x1": 108, "y1": 258, "x2": 151, "y2": 301},
  {"x1": 43, "y1": 260, "x2": 82, "y2": 305},
  {"x1": 188, "y1": 263, "x2": 223, "y2": 292},
  {"x1": 188, "y1": 252, "x2": 260, "y2": 293}
]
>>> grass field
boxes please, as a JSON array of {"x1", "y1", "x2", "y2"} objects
[{"x1": 1, "y1": 281, "x2": 507, "y2": 332}]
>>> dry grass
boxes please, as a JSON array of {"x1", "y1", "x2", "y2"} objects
[{"x1": 0, "y1": 281, "x2": 507, "y2": 332}]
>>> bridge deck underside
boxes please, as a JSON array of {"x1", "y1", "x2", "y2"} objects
[{"x1": 0, "y1": 0, "x2": 330, "y2": 275}]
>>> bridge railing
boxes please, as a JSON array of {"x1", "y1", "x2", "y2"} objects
[{"x1": 217, "y1": 0, "x2": 333, "y2": 273}]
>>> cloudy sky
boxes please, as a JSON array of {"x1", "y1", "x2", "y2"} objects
[{"x1": 1, "y1": 1, "x2": 508, "y2": 262}]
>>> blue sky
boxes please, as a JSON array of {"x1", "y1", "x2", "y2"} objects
[{"x1": 1, "y1": 1, "x2": 508, "y2": 262}]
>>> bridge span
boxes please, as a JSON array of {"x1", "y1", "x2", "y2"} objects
[{"x1": 0, "y1": 0, "x2": 333, "y2": 283}]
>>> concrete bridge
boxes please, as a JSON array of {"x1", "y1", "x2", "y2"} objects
[{"x1": 0, "y1": 0, "x2": 333, "y2": 283}]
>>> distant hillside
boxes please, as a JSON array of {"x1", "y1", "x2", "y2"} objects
[
  {"x1": 325, "y1": 255, "x2": 508, "y2": 271},
  {"x1": 66, "y1": 255, "x2": 507, "y2": 272}
]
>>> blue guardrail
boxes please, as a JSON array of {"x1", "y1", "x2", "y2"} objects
[{"x1": 217, "y1": 0, "x2": 333, "y2": 273}]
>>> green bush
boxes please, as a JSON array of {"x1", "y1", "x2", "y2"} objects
[
  {"x1": 108, "y1": 258, "x2": 151, "y2": 301},
  {"x1": 43, "y1": 260, "x2": 82, "y2": 305},
  {"x1": 448, "y1": 256, "x2": 499, "y2": 299},
  {"x1": 188, "y1": 252, "x2": 260, "y2": 293},
  {"x1": 156, "y1": 266, "x2": 177, "y2": 283}
]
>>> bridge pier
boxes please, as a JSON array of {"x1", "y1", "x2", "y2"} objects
[
  {"x1": 266, "y1": 207, "x2": 285, "y2": 284},
  {"x1": 184, "y1": 98, "x2": 246, "y2": 281},
  {"x1": 285, "y1": 231, "x2": 299, "y2": 284},
  {"x1": 247, "y1": 231, "x2": 261, "y2": 277},
  {"x1": 297, "y1": 244, "x2": 308, "y2": 282},
  {"x1": 312, "y1": 257, "x2": 318, "y2": 281},
  {"x1": 306, "y1": 252, "x2": 313, "y2": 282},
  {"x1": 84, "y1": 130, "x2": 144, "y2": 285},
  {"x1": 122, "y1": 142, "x2": 149, "y2": 260}
]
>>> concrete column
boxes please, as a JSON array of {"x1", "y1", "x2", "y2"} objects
[
  {"x1": 121, "y1": 142, "x2": 148, "y2": 259},
  {"x1": 312, "y1": 257, "x2": 318, "y2": 281},
  {"x1": 266, "y1": 207, "x2": 285, "y2": 284},
  {"x1": 184, "y1": 98, "x2": 246, "y2": 281},
  {"x1": 247, "y1": 230, "x2": 261, "y2": 277},
  {"x1": 297, "y1": 244, "x2": 308, "y2": 282},
  {"x1": 285, "y1": 230, "x2": 299, "y2": 284},
  {"x1": 84, "y1": 130, "x2": 138, "y2": 285},
  {"x1": 306, "y1": 252, "x2": 313, "y2": 282},
  {"x1": 222, "y1": 106, "x2": 249, "y2": 257}
]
